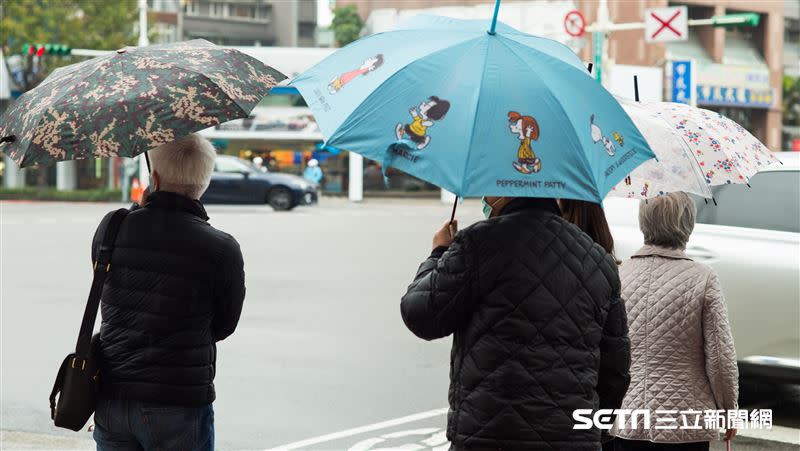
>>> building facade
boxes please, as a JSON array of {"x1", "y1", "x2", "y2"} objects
[
  {"x1": 577, "y1": 0, "x2": 785, "y2": 150},
  {"x1": 342, "y1": 0, "x2": 785, "y2": 150},
  {"x1": 150, "y1": 0, "x2": 317, "y2": 47}
]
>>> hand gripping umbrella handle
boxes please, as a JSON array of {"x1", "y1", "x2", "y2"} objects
[{"x1": 449, "y1": 197, "x2": 458, "y2": 223}]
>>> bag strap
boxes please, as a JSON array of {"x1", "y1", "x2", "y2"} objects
[{"x1": 74, "y1": 208, "x2": 130, "y2": 360}]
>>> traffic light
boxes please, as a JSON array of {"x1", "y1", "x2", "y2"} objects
[{"x1": 21, "y1": 43, "x2": 72, "y2": 57}]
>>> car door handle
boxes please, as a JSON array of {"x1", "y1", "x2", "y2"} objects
[{"x1": 685, "y1": 246, "x2": 717, "y2": 262}]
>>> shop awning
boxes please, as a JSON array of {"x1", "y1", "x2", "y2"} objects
[{"x1": 198, "y1": 106, "x2": 323, "y2": 142}]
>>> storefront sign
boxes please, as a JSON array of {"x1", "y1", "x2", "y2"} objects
[
  {"x1": 670, "y1": 60, "x2": 693, "y2": 104},
  {"x1": 693, "y1": 63, "x2": 774, "y2": 109},
  {"x1": 695, "y1": 85, "x2": 775, "y2": 108}
]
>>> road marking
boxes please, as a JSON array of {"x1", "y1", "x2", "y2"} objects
[
  {"x1": 738, "y1": 424, "x2": 800, "y2": 444},
  {"x1": 269, "y1": 408, "x2": 448, "y2": 450},
  {"x1": 347, "y1": 428, "x2": 446, "y2": 451}
]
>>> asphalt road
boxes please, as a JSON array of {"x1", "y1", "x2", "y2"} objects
[{"x1": 1, "y1": 198, "x2": 798, "y2": 450}]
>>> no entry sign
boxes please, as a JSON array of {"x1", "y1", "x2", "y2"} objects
[
  {"x1": 564, "y1": 10, "x2": 586, "y2": 37},
  {"x1": 645, "y1": 6, "x2": 688, "y2": 43}
]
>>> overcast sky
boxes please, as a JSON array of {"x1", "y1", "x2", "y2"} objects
[{"x1": 317, "y1": 0, "x2": 333, "y2": 27}]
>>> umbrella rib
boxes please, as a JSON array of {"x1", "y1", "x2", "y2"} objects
[
  {"x1": 459, "y1": 38, "x2": 492, "y2": 196},
  {"x1": 8, "y1": 55, "x2": 119, "y2": 167},
  {"x1": 652, "y1": 107, "x2": 718, "y2": 193},
  {"x1": 496, "y1": 36, "x2": 602, "y2": 202},
  {"x1": 127, "y1": 61, "x2": 251, "y2": 159}
]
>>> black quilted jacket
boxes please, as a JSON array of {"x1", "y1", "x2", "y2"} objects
[
  {"x1": 401, "y1": 198, "x2": 630, "y2": 451},
  {"x1": 91, "y1": 191, "x2": 245, "y2": 406}
]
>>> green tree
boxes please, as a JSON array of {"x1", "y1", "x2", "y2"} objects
[
  {"x1": 331, "y1": 5, "x2": 362, "y2": 47},
  {"x1": 783, "y1": 75, "x2": 800, "y2": 126},
  {"x1": 1, "y1": 0, "x2": 142, "y2": 91},
  {"x1": 0, "y1": 0, "x2": 142, "y2": 186}
]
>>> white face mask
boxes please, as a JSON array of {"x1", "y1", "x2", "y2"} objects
[{"x1": 482, "y1": 197, "x2": 504, "y2": 219}]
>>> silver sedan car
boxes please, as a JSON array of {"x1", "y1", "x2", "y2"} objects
[{"x1": 605, "y1": 152, "x2": 800, "y2": 383}]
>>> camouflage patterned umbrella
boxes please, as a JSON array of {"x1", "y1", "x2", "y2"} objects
[{"x1": 0, "y1": 39, "x2": 286, "y2": 167}]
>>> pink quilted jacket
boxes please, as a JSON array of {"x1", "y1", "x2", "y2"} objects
[{"x1": 610, "y1": 245, "x2": 738, "y2": 443}]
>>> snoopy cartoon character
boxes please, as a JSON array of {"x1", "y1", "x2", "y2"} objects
[
  {"x1": 395, "y1": 96, "x2": 451, "y2": 150},
  {"x1": 590, "y1": 114, "x2": 616, "y2": 156}
]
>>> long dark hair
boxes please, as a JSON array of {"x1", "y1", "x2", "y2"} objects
[{"x1": 560, "y1": 199, "x2": 616, "y2": 259}]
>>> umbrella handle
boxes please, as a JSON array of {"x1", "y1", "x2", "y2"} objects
[
  {"x1": 144, "y1": 151, "x2": 152, "y2": 172},
  {"x1": 0, "y1": 135, "x2": 15, "y2": 144},
  {"x1": 449, "y1": 196, "x2": 459, "y2": 223}
]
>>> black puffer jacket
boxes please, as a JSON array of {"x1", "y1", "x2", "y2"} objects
[
  {"x1": 401, "y1": 198, "x2": 630, "y2": 451},
  {"x1": 92, "y1": 191, "x2": 245, "y2": 406}
]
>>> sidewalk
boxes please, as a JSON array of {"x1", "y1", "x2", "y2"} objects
[
  {"x1": 2, "y1": 428, "x2": 798, "y2": 451},
  {"x1": 0, "y1": 430, "x2": 93, "y2": 450}
]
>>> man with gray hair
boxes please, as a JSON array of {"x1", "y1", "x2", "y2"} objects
[{"x1": 91, "y1": 134, "x2": 245, "y2": 451}]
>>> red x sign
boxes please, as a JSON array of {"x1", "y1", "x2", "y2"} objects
[
  {"x1": 645, "y1": 6, "x2": 688, "y2": 43},
  {"x1": 652, "y1": 10, "x2": 682, "y2": 38}
]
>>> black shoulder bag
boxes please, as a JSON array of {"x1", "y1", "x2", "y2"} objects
[{"x1": 49, "y1": 208, "x2": 129, "y2": 431}]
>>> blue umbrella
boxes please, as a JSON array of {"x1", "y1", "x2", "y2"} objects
[{"x1": 292, "y1": 3, "x2": 655, "y2": 205}]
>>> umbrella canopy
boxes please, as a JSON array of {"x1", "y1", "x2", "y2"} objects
[
  {"x1": 292, "y1": 14, "x2": 655, "y2": 203},
  {"x1": 609, "y1": 99, "x2": 779, "y2": 199},
  {"x1": 0, "y1": 39, "x2": 286, "y2": 167}
]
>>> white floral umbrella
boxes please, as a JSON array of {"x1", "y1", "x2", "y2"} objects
[{"x1": 609, "y1": 98, "x2": 780, "y2": 200}]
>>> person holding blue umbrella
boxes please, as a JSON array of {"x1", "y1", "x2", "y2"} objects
[
  {"x1": 294, "y1": 0, "x2": 645, "y2": 448},
  {"x1": 401, "y1": 193, "x2": 629, "y2": 450}
]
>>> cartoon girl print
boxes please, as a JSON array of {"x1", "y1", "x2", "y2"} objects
[
  {"x1": 641, "y1": 182, "x2": 650, "y2": 198},
  {"x1": 590, "y1": 114, "x2": 616, "y2": 156},
  {"x1": 395, "y1": 96, "x2": 451, "y2": 150},
  {"x1": 508, "y1": 111, "x2": 541, "y2": 174},
  {"x1": 328, "y1": 54, "x2": 384, "y2": 94}
]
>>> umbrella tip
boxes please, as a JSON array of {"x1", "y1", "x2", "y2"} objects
[{"x1": 116, "y1": 48, "x2": 128, "y2": 54}]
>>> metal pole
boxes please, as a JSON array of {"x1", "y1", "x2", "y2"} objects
[
  {"x1": 488, "y1": 0, "x2": 501, "y2": 35},
  {"x1": 585, "y1": 15, "x2": 753, "y2": 33},
  {"x1": 138, "y1": 0, "x2": 149, "y2": 47},
  {"x1": 348, "y1": 153, "x2": 363, "y2": 202},
  {"x1": 137, "y1": 0, "x2": 151, "y2": 188},
  {"x1": 689, "y1": 58, "x2": 697, "y2": 108},
  {"x1": 634, "y1": 75, "x2": 640, "y2": 101}
]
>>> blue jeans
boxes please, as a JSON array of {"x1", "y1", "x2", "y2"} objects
[{"x1": 93, "y1": 398, "x2": 214, "y2": 451}]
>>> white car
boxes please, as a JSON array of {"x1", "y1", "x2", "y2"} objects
[{"x1": 605, "y1": 152, "x2": 800, "y2": 383}]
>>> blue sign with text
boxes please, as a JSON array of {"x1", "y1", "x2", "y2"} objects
[
  {"x1": 696, "y1": 85, "x2": 774, "y2": 109},
  {"x1": 671, "y1": 60, "x2": 692, "y2": 104}
]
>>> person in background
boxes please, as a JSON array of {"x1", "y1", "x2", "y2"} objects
[
  {"x1": 400, "y1": 196, "x2": 631, "y2": 451},
  {"x1": 252, "y1": 156, "x2": 266, "y2": 172},
  {"x1": 92, "y1": 134, "x2": 246, "y2": 451},
  {"x1": 303, "y1": 158, "x2": 323, "y2": 185},
  {"x1": 560, "y1": 198, "x2": 617, "y2": 259},
  {"x1": 609, "y1": 192, "x2": 738, "y2": 451}
]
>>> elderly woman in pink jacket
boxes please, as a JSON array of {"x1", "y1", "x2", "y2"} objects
[{"x1": 610, "y1": 192, "x2": 738, "y2": 451}]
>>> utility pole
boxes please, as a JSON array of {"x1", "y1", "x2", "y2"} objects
[{"x1": 137, "y1": 0, "x2": 151, "y2": 190}]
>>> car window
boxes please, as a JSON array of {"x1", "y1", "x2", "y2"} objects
[
  {"x1": 215, "y1": 158, "x2": 252, "y2": 173},
  {"x1": 694, "y1": 170, "x2": 799, "y2": 233}
]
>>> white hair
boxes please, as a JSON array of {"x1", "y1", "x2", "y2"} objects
[
  {"x1": 149, "y1": 134, "x2": 216, "y2": 199},
  {"x1": 639, "y1": 192, "x2": 696, "y2": 250}
]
